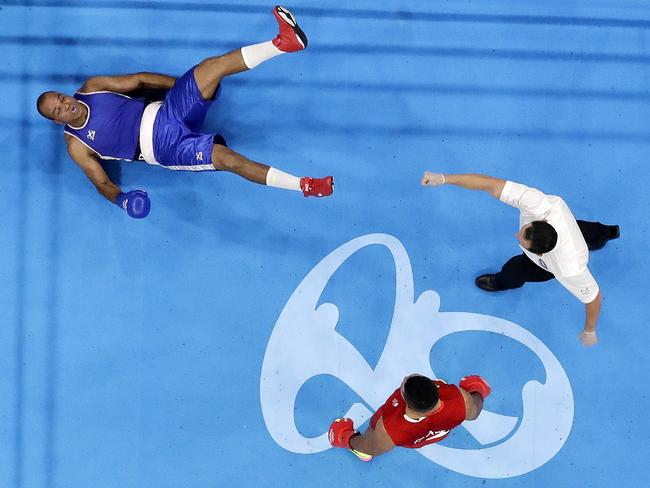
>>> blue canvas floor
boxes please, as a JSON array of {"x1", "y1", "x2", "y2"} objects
[{"x1": 1, "y1": 1, "x2": 649, "y2": 487}]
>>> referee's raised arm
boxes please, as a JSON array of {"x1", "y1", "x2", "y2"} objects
[{"x1": 421, "y1": 172, "x2": 506, "y2": 199}]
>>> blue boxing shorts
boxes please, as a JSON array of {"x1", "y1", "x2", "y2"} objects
[{"x1": 151, "y1": 66, "x2": 223, "y2": 170}]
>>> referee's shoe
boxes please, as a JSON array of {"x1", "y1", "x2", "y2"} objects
[{"x1": 475, "y1": 274, "x2": 502, "y2": 292}]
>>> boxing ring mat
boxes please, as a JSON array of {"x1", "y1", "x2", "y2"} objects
[{"x1": 1, "y1": 1, "x2": 648, "y2": 487}]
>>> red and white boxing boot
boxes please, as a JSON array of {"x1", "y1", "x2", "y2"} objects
[
  {"x1": 459, "y1": 375, "x2": 491, "y2": 399},
  {"x1": 328, "y1": 418, "x2": 373, "y2": 462},
  {"x1": 272, "y1": 5, "x2": 308, "y2": 52},
  {"x1": 300, "y1": 176, "x2": 333, "y2": 197}
]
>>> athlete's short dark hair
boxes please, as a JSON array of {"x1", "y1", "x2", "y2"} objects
[
  {"x1": 524, "y1": 221, "x2": 558, "y2": 254},
  {"x1": 36, "y1": 91, "x2": 55, "y2": 120},
  {"x1": 403, "y1": 375, "x2": 439, "y2": 413}
]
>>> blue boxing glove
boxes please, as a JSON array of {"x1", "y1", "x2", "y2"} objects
[{"x1": 115, "y1": 189, "x2": 151, "y2": 218}]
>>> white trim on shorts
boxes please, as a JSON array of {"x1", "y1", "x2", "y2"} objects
[
  {"x1": 160, "y1": 163, "x2": 216, "y2": 171},
  {"x1": 139, "y1": 101, "x2": 162, "y2": 165}
]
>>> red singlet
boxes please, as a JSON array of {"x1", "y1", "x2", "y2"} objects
[{"x1": 370, "y1": 380, "x2": 467, "y2": 448}]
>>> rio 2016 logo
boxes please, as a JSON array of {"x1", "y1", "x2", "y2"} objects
[{"x1": 260, "y1": 234, "x2": 574, "y2": 479}]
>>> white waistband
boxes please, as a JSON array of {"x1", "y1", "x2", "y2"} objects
[{"x1": 139, "y1": 101, "x2": 162, "y2": 165}]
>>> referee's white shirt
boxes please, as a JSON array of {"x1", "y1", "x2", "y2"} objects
[{"x1": 499, "y1": 181, "x2": 599, "y2": 304}]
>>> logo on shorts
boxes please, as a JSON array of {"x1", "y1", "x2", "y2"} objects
[
  {"x1": 260, "y1": 233, "x2": 574, "y2": 479},
  {"x1": 86, "y1": 129, "x2": 96, "y2": 141},
  {"x1": 196, "y1": 151, "x2": 203, "y2": 161}
]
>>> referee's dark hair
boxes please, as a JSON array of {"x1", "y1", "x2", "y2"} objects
[
  {"x1": 525, "y1": 221, "x2": 558, "y2": 254},
  {"x1": 403, "y1": 375, "x2": 439, "y2": 413}
]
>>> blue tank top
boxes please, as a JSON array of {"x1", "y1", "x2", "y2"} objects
[{"x1": 64, "y1": 92, "x2": 145, "y2": 160}]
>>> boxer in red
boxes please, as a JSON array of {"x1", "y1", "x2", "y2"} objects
[{"x1": 328, "y1": 374, "x2": 490, "y2": 461}]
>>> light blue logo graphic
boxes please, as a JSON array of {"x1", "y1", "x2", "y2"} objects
[{"x1": 261, "y1": 233, "x2": 574, "y2": 478}]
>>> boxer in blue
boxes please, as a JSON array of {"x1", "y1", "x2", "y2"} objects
[{"x1": 36, "y1": 6, "x2": 333, "y2": 218}]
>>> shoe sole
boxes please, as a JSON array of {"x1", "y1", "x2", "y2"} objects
[
  {"x1": 349, "y1": 448, "x2": 373, "y2": 462},
  {"x1": 275, "y1": 5, "x2": 308, "y2": 48}
]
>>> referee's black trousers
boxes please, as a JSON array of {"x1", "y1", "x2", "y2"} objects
[{"x1": 493, "y1": 220, "x2": 616, "y2": 290}]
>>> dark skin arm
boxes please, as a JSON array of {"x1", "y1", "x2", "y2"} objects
[
  {"x1": 66, "y1": 134, "x2": 121, "y2": 203},
  {"x1": 349, "y1": 417, "x2": 396, "y2": 457},
  {"x1": 80, "y1": 72, "x2": 176, "y2": 94},
  {"x1": 458, "y1": 387, "x2": 484, "y2": 420}
]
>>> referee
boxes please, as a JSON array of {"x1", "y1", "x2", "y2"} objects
[{"x1": 422, "y1": 171, "x2": 619, "y2": 347}]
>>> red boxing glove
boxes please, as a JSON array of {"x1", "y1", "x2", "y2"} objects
[
  {"x1": 328, "y1": 418, "x2": 357, "y2": 448},
  {"x1": 459, "y1": 375, "x2": 491, "y2": 399}
]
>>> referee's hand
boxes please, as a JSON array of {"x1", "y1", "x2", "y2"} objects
[
  {"x1": 579, "y1": 329, "x2": 598, "y2": 347},
  {"x1": 421, "y1": 171, "x2": 445, "y2": 186}
]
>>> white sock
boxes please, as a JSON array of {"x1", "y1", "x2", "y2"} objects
[
  {"x1": 266, "y1": 167, "x2": 301, "y2": 191},
  {"x1": 241, "y1": 41, "x2": 283, "y2": 69}
]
